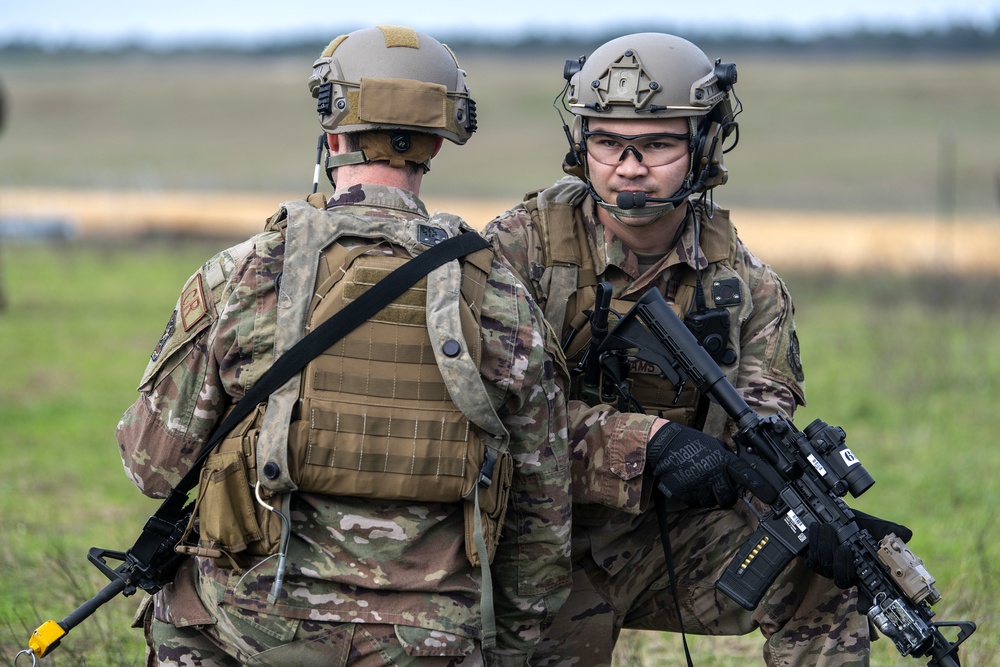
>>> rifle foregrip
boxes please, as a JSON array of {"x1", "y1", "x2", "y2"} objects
[{"x1": 717, "y1": 522, "x2": 797, "y2": 611}]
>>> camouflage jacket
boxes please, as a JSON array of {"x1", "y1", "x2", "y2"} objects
[
  {"x1": 117, "y1": 184, "x2": 572, "y2": 663},
  {"x1": 483, "y1": 177, "x2": 806, "y2": 526}
]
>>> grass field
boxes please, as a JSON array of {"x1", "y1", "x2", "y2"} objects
[
  {"x1": 1, "y1": 239, "x2": 998, "y2": 665},
  {"x1": 0, "y1": 47, "x2": 998, "y2": 666}
]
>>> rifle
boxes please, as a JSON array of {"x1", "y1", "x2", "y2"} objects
[
  {"x1": 17, "y1": 230, "x2": 491, "y2": 663},
  {"x1": 585, "y1": 283, "x2": 975, "y2": 667},
  {"x1": 20, "y1": 501, "x2": 194, "y2": 662}
]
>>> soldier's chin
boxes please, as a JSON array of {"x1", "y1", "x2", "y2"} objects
[{"x1": 599, "y1": 200, "x2": 674, "y2": 227}]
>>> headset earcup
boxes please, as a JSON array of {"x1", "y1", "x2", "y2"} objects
[
  {"x1": 691, "y1": 119, "x2": 729, "y2": 190},
  {"x1": 702, "y1": 122, "x2": 728, "y2": 188},
  {"x1": 691, "y1": 120, "x2": 709, "y2": 183},
  {"x1": 562, "y1": 115, "x2": 587, "y2": 179}
]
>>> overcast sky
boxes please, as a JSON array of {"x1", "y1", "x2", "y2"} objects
[{"x1": 3, "y1": 0, "x2": 999, "y2": 45}]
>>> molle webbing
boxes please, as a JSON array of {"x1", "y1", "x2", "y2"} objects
[
  {"x1": 528, "y1": 183, "x2": 736, "y2": 421},
  {"x1": 523, "y1": 193, "x2": 597, "y2": 342},
  {"x1": 529, "y1": 187, "x2": 735, "y2": 345},
  {"x1": 288, "y1": 245, "x2": 493, "y2": 504}
]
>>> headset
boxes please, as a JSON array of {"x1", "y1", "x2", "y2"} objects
[
  {"x1": 559, "y1": 57, "x2": 741, "y2": 211},
  {"x1": 556, "y1": 53, "x2": 743, "y2": 364}
]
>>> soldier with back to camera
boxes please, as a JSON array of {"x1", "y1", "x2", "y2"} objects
[{"x1": 117, "y1": 25, "x2": 572, "y2": 666}]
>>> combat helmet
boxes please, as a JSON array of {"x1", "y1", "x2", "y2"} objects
[
  {"x1": 308, "y1": 25, "x2": 477, "y2": 172},
  {"x1": 560, "y1": 32, "x2": 739, "y2": 204}
]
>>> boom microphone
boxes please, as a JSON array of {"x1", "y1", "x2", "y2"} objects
[
  {"x1": 616, "y1": 192, "x2": 645, "y2": 208},
  {"x1": 616, "y1": 192, "x2": 675, "y2": 209}
]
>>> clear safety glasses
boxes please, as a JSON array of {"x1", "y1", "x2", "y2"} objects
[{"x1": 583, "y1": 130, "x2": 691, "y2": 167}]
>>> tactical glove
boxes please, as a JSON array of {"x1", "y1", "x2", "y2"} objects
[
  {"x1": 805, "y1": 510, "x2": 913, "y2": 613},
  {"x1": 645, "y1": 421, "x2": 777, "y2": 509}
]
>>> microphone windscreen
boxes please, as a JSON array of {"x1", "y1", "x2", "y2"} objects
[{"x1": 616, "y1": 192, "x2": 646, "y2": 209}]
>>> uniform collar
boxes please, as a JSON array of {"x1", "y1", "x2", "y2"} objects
[
  {"x1": 327, "y1": 183, "x2": 430, "y2": 219},
  {"x1": 581, "y1": 196, "x2": 709, "y2": 284}
]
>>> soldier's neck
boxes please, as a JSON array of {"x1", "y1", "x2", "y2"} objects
[{"x1": 596, "y1": 205, "x2": 687, "y2": 255}]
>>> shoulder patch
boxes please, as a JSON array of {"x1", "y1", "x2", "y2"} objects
[
  {"x1": 150, "y1": 310, "x2": 177, "y2": 362},
  {"x1": 788, "y1": 330, "x2": 805, "y2": 383},
  {"x1": 180, "y1": 273, "x2": 208, "y2": 331}
]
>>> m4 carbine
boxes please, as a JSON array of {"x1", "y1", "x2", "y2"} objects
[{"x1": 586, "y1": 283, "x2": 975, "y2": 667}]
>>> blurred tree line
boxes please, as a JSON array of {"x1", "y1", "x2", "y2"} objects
[{"x1": 0, "y1": 22, "x2": 997, "y2": 59}]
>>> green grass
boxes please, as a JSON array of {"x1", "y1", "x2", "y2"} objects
[
  {"x1": 0, "y1": 239, "x2": 212, "y2": 666},
  {"x1": 2, "y1": 45, "x2": 997, "y2": 666},
  {"x1": 1, "y1": 53, "x2": 999, "y2": 215},
  {"x1": 1, "y1": 242, "x2": 996, "y2": 665}
]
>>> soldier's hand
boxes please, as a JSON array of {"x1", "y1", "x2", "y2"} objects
[
  {"x1": 645, "y1": 422, "x2": 776, "y2": 509},
  {"x1": 805, "y1": 511, "x2": 913, "y2": 612}
]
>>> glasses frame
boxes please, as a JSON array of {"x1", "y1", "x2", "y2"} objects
[{"x1": 582, "y1": 130, "x2": 692, "y2": 166}]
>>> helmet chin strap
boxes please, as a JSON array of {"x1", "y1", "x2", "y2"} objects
[
  {"x1": 598, "y1": 199, "x2": 675, "y2": 227},
  {"x1": 585, "y1": 173, "x2": 692, "y2": 227}
]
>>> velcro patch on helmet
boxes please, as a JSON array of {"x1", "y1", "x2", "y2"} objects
[
  {"x1": 376, "y1": 25, "x2": 420, "y2": 48},
  {"x1": 358, "y1": 77, "x2": 447, "y2": 129},
  {"x1": 320, "y1": 34, "x2": 348, "y2": 58}
]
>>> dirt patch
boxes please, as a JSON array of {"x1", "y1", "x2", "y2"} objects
[{"x1": 2, "y1": 188, "x2": 998, "y2": 274}]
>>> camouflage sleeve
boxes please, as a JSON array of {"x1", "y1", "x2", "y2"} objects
[
  {"x1": 485, "y1": 204, "x2": 655, "y2": 514},
  {"x1": 565, "y1": 401, "x2": 659, "y2": 513},
  {"x1": 479, "y1": 259, "x2": 572, "y2": 664},
  {"x1": 482, "y1": 205, "x2": 548, "y2": 308},
  {"x1": 731, "y1": 236, "x2": 807, "y2": 422},
  {"x1": 115, "y1": 233, "x2": 283, "y2": 498}
]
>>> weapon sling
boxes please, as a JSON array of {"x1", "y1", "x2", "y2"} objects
[{"x1": 23, "y1": 231, "x2": 491, "y2": 661}]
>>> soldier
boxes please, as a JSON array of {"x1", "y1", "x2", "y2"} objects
[
  {"x1": 483, "y1": 33, "x2": 905, "y2": 666},
  {"x1": 117, "y1": 26, "x2": 571, "y2": 666}
]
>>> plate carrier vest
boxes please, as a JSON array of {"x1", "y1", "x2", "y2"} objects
[
  {"x1": 522, "y1": 178, "x2": 738, "y2": 427},
  {"x1": 187, "y1": 200, "x2": 512, "y2": 574}
]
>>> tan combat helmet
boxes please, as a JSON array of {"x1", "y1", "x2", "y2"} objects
[
  {"x1": 308, "y1": 25, "x2": 477, "y2": 171},
  {"x1": 560, "y1": 32, "x2": 739, "y2": 200}
]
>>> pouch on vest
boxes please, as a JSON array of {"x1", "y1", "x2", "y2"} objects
[
  {"x1": 179, "y1": 403, "x2": 283, "y2": 569},
  {"x1": 465, "y1": 447, "x2": 513, "y2": 566}
]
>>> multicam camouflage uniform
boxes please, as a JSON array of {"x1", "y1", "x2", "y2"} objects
[
  {"x1": 117, "y1": 184, "x2": 572, "y2": 666},
  {"x1": 482, "y1": 177, "x2": 869, "y2": 666}
]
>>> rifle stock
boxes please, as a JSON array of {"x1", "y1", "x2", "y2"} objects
[{"x1": 599, "y1": 286, "x2": 975, "y2": 666}]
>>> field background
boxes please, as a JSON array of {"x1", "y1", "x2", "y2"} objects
[{"x1": 1, "y1": 46, "x2": 999, "y2": 665}]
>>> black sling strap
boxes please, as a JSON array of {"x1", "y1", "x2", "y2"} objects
[
  {"x1": 120, "y1": 231, "x2": 491, "y2": 583},
  {"x1": 153, "y1": 230, "x2": 489, "y2": 530}
]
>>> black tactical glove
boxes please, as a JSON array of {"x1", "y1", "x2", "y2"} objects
[
  {"x1": 646, "y1": 421, "x2": 777, "y2": 509},
  {"x1": 806, "y1": 510, "x2": 913, "y2": 612}
]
